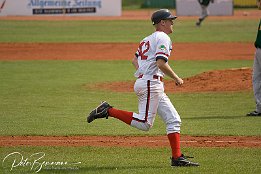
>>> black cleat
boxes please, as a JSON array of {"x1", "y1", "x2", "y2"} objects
[
  {"x1": 246, "y1": 111, "x2": 261, "y2": 116},
  {"x1": 87, "y1": 101, "x2": 112, "y2": 123},
  {"x1": 171, "y1": 154, "x2": 200, "y2": 167},
  {"x1": 196, "y1": 21, "x2": 201, "y2": 27}
]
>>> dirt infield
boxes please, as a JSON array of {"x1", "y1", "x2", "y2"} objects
[
  {"x1": 89, "y1": 68, "x2": 252, "y2": 93},
  {"x1": 0, "y1": 42, "x2": 254, "y2": 61},
  {"x1": 0, "y1": 135, "x2": 260, "y2": 148}
]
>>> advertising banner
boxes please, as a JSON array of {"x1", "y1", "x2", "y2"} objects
[{"x1": 0, "y1": 0, "x2": 121, "y2": 16}]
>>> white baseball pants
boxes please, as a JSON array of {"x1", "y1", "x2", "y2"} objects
[
  {"x1": 131, "y1": 78, "x2": 181, "y2": 134},
  {"x1": 200, "y1": 5, "x2": 209, "y2": 20}
]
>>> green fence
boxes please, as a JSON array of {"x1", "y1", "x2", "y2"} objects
[
  {"x1": 234, "y1": 0, "x2": 257, "y2": 8},
  {"x1": 141, "y1": 0, "x2": 176, "y2": 8}
]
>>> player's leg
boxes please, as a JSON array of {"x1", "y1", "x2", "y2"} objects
[
  {"x1": 247, "y1": 49, "x2": 261, "y2": 116},
  {"x1": 202, "y1": 5, "x2": 209, "y2": 18},
  {"x1": 87, "y1": 80, "x2": 160, "y2": 131},
  {"x1": 87, "y1": 102, "x2": 152, "y2": 130},
  {"x1": 87, "y1": 100, "x2": 135, "y2": 124},
  {"x1": 130, "y1": 80, "x2": 162, "y2": 131},
  {"x1": 108, "y1": 80, "x2": 161, "y2": 130},
  {"x1": 87, "y1": 79, "x2": 142, "y2": 124},
  {"x1": 157, "y1": 93, "x2": 199, "y2": 166},
  {"x1": 253, "y1": 49, "x2": 261, "y2": 114},
  {"x1": 196, "y1": 5, "x2": 209, "y2": 26},
  {"x1": 157, "y1": 93, "x2": 181, "y2": 159}
]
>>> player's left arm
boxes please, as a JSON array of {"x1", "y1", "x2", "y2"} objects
[{"x1": 156, "y1": 59, "x2": 183, "y2": 86}]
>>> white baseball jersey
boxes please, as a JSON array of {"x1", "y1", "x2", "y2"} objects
[
  {"x1": 134, "y1": 31, "x2": 173, "y2": 78},
  {"x1": 130, "y1": 31, "x2": 181, "y2": 134}
]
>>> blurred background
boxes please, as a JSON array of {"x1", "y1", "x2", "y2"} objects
[{"x1": 122, "y1": 0, "x2": 258, "y2": 9}]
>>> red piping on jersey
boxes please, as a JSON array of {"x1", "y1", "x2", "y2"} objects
[{"x1": 156, "y1": 52, "x2": 169, "y2": 57}]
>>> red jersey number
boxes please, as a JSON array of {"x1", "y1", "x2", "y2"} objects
[{"x1": 138, "y1": 41, "x2": 150, "y2": 60}]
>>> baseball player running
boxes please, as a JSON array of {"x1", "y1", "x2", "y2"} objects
[
  {"x1": 196, "y1": 0, "x2": 214, "y2": 27},
  {"x1": 247, "y1": 0, "x2": 261, "y2": 116},
  {"x1": 87, "y1": 9, "x2": 199, "y2": 167}
]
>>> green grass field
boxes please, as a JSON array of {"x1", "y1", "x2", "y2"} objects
[
  {"x1": 0, "y1": 13, "x2": 260, "y2": 174},
  {"x1": 1, "y1": 146, "x2": 260, "y2": 174},
  {"x1": 0, "y1": 19, "x2": 258, "y2": 43},
  {"x1": 0, "y1": 60, "x2": 258, "y2": 136}
]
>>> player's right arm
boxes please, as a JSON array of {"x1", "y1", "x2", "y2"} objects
[
  {"x1": 156, "y1": 59, "x2": 183, "y2": 86},
  {"x1": 132, "y1": 56, "x2": 139, "y2": 70}
]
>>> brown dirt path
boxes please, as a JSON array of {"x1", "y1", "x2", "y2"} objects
[
  {"x1": 88, "y1": 68, "x2": 253, "y2": 93},
  {"x1": 0, "y1": 135, "x2": 260, "y2": 148},
  {"x1": 0, "y1": 43, "x2": 254, "y2": 61}
]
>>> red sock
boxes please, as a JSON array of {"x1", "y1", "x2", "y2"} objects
[
  {"x1": 167, "y1": 133, "x2": 182, "y2": 159},
  {"x1": 108, "y1": 108, "x2": 133, "y2": 125}
]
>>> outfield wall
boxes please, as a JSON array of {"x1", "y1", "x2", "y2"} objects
[
  {"x1": 176, "y1": 0, "x2": 233, "y2": 16},
  {"x1": 0, "y1": 0, "x2": 121, "y2": 16}
]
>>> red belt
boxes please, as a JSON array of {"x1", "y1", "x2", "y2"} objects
[{"x1": 138, "y1": 74, "x2": 163, "y2": 82}]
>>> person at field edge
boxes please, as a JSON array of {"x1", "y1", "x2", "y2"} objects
[
  {"x1": 87, "y1": 9, "x2": 200, "y2": 167},
  {"x1": 246, "y1": 0, "x2": 261, "y2": 116},
  {"x1": 196, "y1": 0, "x2": 214, "y2": 27}
]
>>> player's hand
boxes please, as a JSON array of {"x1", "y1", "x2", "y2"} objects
[{"x1": 175, "y1": 78, "x2": 183, "y2": 86}]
